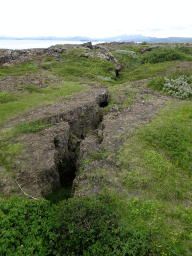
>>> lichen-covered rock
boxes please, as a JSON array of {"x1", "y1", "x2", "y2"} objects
[{"x1": 45, "y1": 46, "x2": 67, "y2": 57}]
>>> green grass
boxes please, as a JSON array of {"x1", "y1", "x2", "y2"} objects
[
  {"x1": 0, "y1": 141, "x2": 24, "y2": 176},
  {"x1": 116, "y1": 61, "x2": 178, "y2": 83},
  {"x1": 0, "y1": 81, "x2": 88, "y2": 126},
  {"x1": 40, "y1": 50, "x2": 117, "y2": 83},
  {"x1": 0, "y1": 119, "x2": 51, "y2": 175},
  {"x1": 17, "y1": 84, "x2": 44, "y2": 93},
  {"x1": 0, "y1": 91, "x2": 18, "y2": 104},
  {"x1": 115, "y1": 100, "x2": 192, "y2": 254},
  {"x1": 0, "y1": 61, "x2": 39, "y2": 78}
]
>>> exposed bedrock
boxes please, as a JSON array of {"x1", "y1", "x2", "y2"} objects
[
  {"x1": 0, "y1": 42, "x2": 123, "y2": 76},
  {"x1": 0, "y1": 49, "x2": 45, "y2": 66},
  {"x1": 141, "y1": 45, "x2": 161, "y2": 54}
]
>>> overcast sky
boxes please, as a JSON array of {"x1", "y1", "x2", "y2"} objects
[{"x1": 1, "y1": 0, "x2": 192, "y2": 38}]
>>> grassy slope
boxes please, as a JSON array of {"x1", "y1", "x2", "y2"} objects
[{"x1": 0, "y1": 44, "x2": 192, "y2": 255}]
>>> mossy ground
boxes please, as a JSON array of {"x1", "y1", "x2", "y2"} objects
[{"x1": 0, "y1": 43, "x2": 192, "y2": 255}]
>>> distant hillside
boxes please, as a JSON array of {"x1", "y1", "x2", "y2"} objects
[{"x1": 1, "y1": 34, "x2": 192, "y2": 43}]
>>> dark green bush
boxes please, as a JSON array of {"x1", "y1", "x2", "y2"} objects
[
  {"x1": 0, "y1": 197, "x2": 58, "y2": 255},
  {"x1": 147, "y1": 76, "x2": 165, "y2": 91},
  {"x1": 0, "y1": 192, "x2": 152, "y2": 255},
  {"x1": 140, "y1": 47, "x2": 189, "y2": 64},
  {"x1": 53, "y1": 193, "x2": 151, "y2": 255},
  {"x1": 141, "y1": 41, "x2": 148, "y2": 45}
]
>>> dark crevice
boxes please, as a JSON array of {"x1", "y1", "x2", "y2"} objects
[
  {"x1": 58, "y1": 155, "x2": 77, "y2": 187},
  {"x1": 47, "y1": 96, "x2": 110, "y2": 204},
  {"x1": 99, "y1": 101, "x2": 108, "y2": 108},
  {"x1": 54, "y1": 136, "x2": 59, "y2": 148},
  {"x1": 116, "y1": 70, "x2": 120, "y2": 77}
]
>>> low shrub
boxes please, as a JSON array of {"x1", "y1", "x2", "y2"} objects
[
  {"x1": 141, "y1": 41, "x2": 148, "y2": 45},
  {"x1": 53, "y1": 194, "x2": 151, "y2": 255},
  {"x1": 147, "y1": 76, "x2": 165, "y2": 91},
  {"x1": 0, "y1": 194, "x2": 152, "y2": 256},
  {"x1": 0, "y1": 197, "x2": 57, "y2": 255},
  {"x1": 163, "y1": 75, "x2": 192, "y2": 99},
  {"x1": 140, "y1": 47, "x2": 190, "y2": 64}
]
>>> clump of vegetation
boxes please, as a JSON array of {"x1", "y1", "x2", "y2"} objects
[
  {"x1": 140, "y1": 46, "x2": 191, "y2": 64},
  {"x1": 141, "y1": 41, "x2": 148, "y2": 45},
  {"x1": 0, "y1": 193, "x2": 152, "y2": 256},
  {"x1": 147, "y1": 74, "x2": 192, "y2": 99},
  {"x1": 53, "y1": 193, "x2": 151, "y2": 256},
  {"x1": 45, "y1": 186, "x2": 72, "y2": 205},
  {"x1": 147, "y1": 76, "x2": 165, "y2": 91},
  {"x1": 163, "y1": 75, "x2": 192, "y2": 99},
  {"x1": 0, "y1": 197, "x2": 55, "y2": 255}
]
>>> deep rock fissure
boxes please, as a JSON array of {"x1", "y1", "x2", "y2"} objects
[
  {"x1": 99, "y1": 100, "x2": 108, "y2": 108},
  {"x1": 115, "y1": 70, "x2": 120, "y2": 77},
  {"x1": 50, "y1": 94, "x2": 110, "y2": 200}
]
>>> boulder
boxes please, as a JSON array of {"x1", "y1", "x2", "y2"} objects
[
  {"x1": 81, "y1": 41, "x2": 93, "y2": 50},
  {"x1": 45, "y1": 46, "x2": 66, "y2": 57},
  {"x1": 141, "y1": 46, "x2": 161, "y2": 54}
]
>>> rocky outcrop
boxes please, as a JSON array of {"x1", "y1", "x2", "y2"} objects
[
  {"x1": 81, "y1": 41, "x2": 93, "y2": 50},
  {"x1": 141, "y1": 45, "x2": 161, "y2": 54},
  {"x1": 0, "y1": 48, "x2": 45, "y2": 66},
  {"x1": 92, "y1": 44, "x2": 124, "y2": 73},
  {"x1": 44, "y1": 46, "x2": 67, "y2": 57},
  {"x1": 0, "y1": 42, "x2": 123, "y2": 74}
]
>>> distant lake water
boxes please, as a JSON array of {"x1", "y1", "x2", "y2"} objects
[{"x1": 0, "y1": 40, "x2": 106, "y2": 50}]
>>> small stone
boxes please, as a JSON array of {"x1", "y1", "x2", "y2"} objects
[{"x1": 33, "y1": 80, "x2": 40, "y2": 85}]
